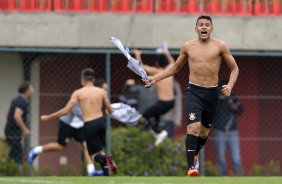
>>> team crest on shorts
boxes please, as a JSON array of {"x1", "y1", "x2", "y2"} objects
[{"x1": 189, "y1": 112, "x2": 196, "y2": 121}]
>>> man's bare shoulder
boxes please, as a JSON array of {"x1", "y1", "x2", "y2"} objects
[
  {"x1": 71, "y1": 88, "x2": 85, "y2": 98},
  {"x1": 182, "y1": 39, "x2": 197, "y2": 48},
  {"x1": 72, "y1": 89, "x2": 82, "y2": 95},
  {"x1": 92, "y1": 87, "x2": 107, "y2": 96},
  {"x1": 76, "y1": 86, "x2": 102, "y2": 93},
  {"x1": 181, "y1": 40, "x2": 197, "y2": 52},
  {"x1": 211, "y1": 38, "x2": 229, "y2": 48},
  {"x1": 78, "y1": 86, "x2": 106, "y2": 97}
]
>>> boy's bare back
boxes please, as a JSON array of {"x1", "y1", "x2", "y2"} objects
[
  {"x1": 155, "y1": 72, "x2": 174, "y2": 101},
  {"x1": 76, "y1": 86, "x2": 110, "y2": 122}
]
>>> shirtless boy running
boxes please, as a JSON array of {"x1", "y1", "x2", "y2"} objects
[{"x1": 143, "y1": 15, "x2": 239, "y2": 176}]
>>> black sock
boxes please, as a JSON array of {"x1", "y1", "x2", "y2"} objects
[
  {"x1": 94, "y1": 153, "x2": 110, "y2": 176},
  {"x1": 185, "y1": 134, "x2": 198, "y2": 168},
  {"x1": 195, "y1": 137, "x2": 208, "y2": 156},
  {"x1": 152, "y1": 119, "x2": 161, "y2": 134}
]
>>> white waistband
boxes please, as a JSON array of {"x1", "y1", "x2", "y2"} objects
[{"x1": 189, "y1": 81, "x2": 218, "y2": 88}]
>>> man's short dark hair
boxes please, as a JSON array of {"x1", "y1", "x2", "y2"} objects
[
  {"x1": 18, "y1": 81, "x2": 31, "y2": 94},
  {"x1": 156, "y1": 54, "x2": 169, "y2": 68},
  {"x1": 81, "y1": 68, "x2": 95, "y2": 82},
  {"x1": 94, "y1": 79, "x2": 105, "y2": 88},
  {"x1": 196, "y1": 15, "x2": 213, "y2": 25}
]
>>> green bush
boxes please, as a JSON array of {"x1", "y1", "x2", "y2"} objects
[
  {"x1": 59, "y1": 165, "x2": 79, "y2": 176},
  {"x1": 249, "y1": 164, "x2": 264, "y2": 176},
  {"x1": 0, "y1": 160, "x2": 19, "y2": 176},
  {"x1": 204, "y1": 160, "x2": 219, "y2": 176},
  {"x1": 0, "y1": 138, "x2": 19, "y2": 176},
  {"x1": 265, "y1": 160, "x2": 280, "y2": 176},
  {"x1": 37, "y1": 166, "x2": 54, "y2": 176},
  {"x1": 249, "y1": 160, "x2": 281, "y2": 176},
  {"x1": 111, "y1": 127, "x2": 187, "y2": 176},
  {"x1": 0, "y1": 138, "x2": 9, "y2": 162}
]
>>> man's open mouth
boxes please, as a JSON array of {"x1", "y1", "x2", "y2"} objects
[{"x1": 201, "y1": 31, "x2": 208, "y2": 36}]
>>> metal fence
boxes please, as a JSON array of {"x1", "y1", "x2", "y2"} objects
[{"x1": 0, "y1": 48, "x2": 281, "y2": 176}]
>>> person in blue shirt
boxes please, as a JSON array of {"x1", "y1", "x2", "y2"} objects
[{"x1": 214, "y1": 80, "x2": 244, "y2": 176}]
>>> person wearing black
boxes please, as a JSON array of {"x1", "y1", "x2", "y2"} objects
[
  {"x1": 133, "y1": 49, "x2": 176, "y2": 146},
  {"x1": 214, "y1": 81, "x2": 244, "y2": 176},
  {"x1": 4, "y1": 81, "x2": 34, "y2": 164},
  {"x1": 119, "y1": 79, "x2": 140, "y2": 110}
]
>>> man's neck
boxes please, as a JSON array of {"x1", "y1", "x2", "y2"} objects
[
  {"x1": 84, "y1": 82, "x2": 94, "y2": 87},
  {"x1": 198, "y1": 37, "x2": 211, "y2": 43},
  {"x1": 20, "y1": 93, "x2": 29, "y2": 101}
]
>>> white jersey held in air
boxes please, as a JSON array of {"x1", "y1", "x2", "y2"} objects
[
  {"x1": 110, "y1": 37, "x2": 150, "y2": 88},
  {"x1": 110, "y1": 103, "x2": 141, "y2": 126},
  {"x1": 59, "y1": 103, "x2": 84, "y2": 129}
]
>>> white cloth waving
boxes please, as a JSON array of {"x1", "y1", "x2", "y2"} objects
[
  {"x1": 110, "y1": 103, "x2": 141, "y2": 126},
  {"x1": 110, "y1": 37, "x2": 150, "y2": 87}
]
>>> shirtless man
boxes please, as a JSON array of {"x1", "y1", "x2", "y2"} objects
[
  {"x1": 133, "y1": 49, "x2": 175, "y2": 146},
  {"x1": 143, "y1": 15, "x2": 239, "y2": 176},
  {"x1": 41, "y1": 68, "x2": 114, "y2": 176},
  {"x1": 28, "y1": 103, "x2": 103, "y2": 176}
]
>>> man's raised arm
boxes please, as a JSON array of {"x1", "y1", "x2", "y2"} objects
[
  {"x1": 144, "y1": 44, "x2": 188, "y2": 85},
  {"x1": 41, "y1": 91, "x2": 79, "y2": 122}
]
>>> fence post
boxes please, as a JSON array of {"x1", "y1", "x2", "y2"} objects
[
  {"x1": 22, "y1": 54, "x2": 32, "y2": 159},
  {"x1": 105, "y1": 51, "x2": 112, "y2": 155},
  {"x1": 200, "y1": 147, "x2": 205, "y2": 176}
]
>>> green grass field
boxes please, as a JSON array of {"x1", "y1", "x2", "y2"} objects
[{"x1": 0, "y1": 177, "x2": 281, "y2": 184}]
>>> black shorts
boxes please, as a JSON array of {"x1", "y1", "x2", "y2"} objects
[
  {"x1": 143, "y1": 100, "x2": 175, "y2": 120},
  {"x1": 185, "y1": 83, "x2": 219, "y2": 128},
  {"x1": 57, "y1": 120, "x2": 86, "y2": 146},
  {"x1": 83, "y1": 117, "x2": 107, "y2": 155}
]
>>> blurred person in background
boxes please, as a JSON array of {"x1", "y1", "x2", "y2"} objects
[
  {"x1": 95, "y1": 78, "x2": 109, "y2": 116},
  {"x1": 28, "y1": 103, "x2": 103, "y2": 176},
  {"x1": 94, "y1": 78, "x2": 118, "y2": 169},
  {"x1": 94, "y1": 79, "x2": 108, "y2": 92},
  {"x1": 133, "y1": 49, "x2": 176, "y2": 146},
  {"x1": 138, "y1": 80, "x2": 157, "y2": 114},
  {"x1": 119, "y1": 79, "x2": 141, "y2": 110},
  {"x1": 143, "y1": 15, "x2": 239, "y2": 176},
  {"x1": 4, "y1": 81, "x2": 34, "y2": 165},
  {"x1": 214, "y1": 80, "x2": 244, "y2": 176},
  {"x1": 162, "y1": 80, "x2": 183, "y2": 138},
  {"x1": 40, "y1": 68, "x2": 116, "y2": 176}
]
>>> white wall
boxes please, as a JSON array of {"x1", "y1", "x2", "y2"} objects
[
  {"x1": 0, "y1": 13, "x2": 281, "y2": 51},
  {"x1": 0, "y1": 53, "x2": 22, "y2": 138}
]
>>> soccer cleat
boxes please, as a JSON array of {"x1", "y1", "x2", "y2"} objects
[
  {"x1": 187, "y1": 166, "x2": 199, "y2": 176},
  {"x1": 28, "y1": 149, "x2": 38, "y2": 165},
  {"x1": 106, "y1": 155, "x2": 118, "y2": 174},
  {"x1": 194, "y1": 155, "x2": 199, "y2": 170},
  {"x1": 89, "y1": 170, "x2": 104, "y2": 176},
  {"x1": 154, "y1": 130, "x2": 168, "y2": 146}
]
